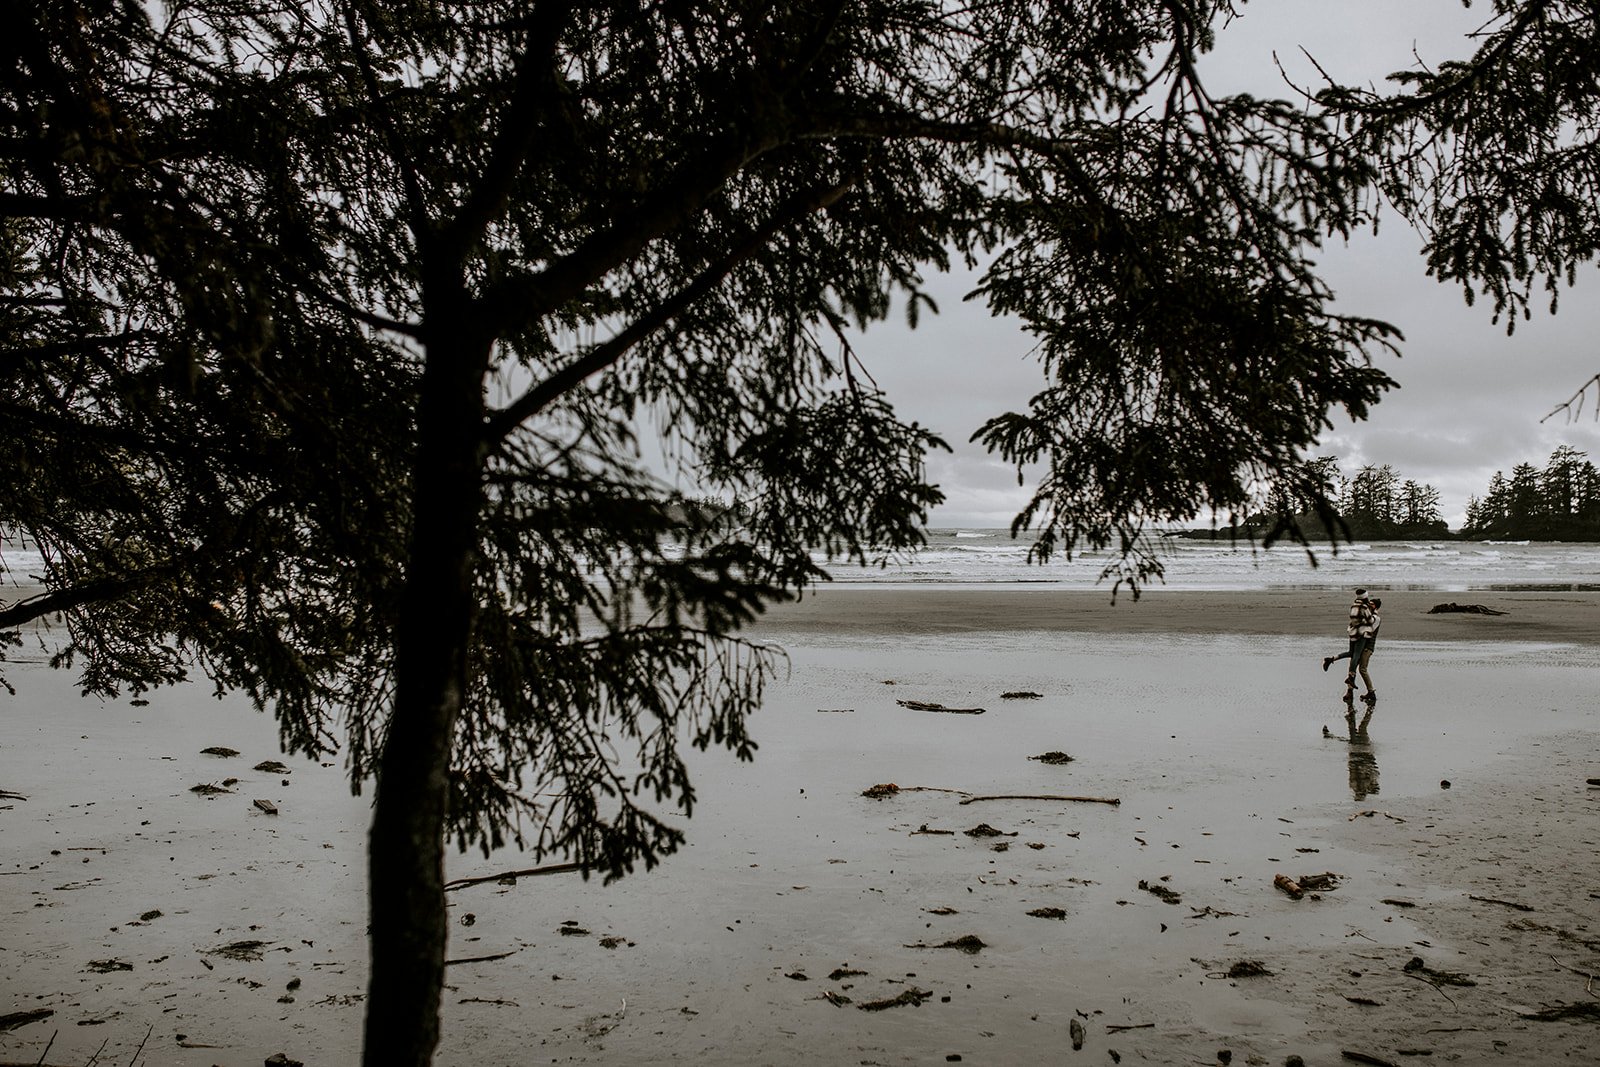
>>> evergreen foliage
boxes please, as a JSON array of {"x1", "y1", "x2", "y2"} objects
[
  {"x1": 6, "y1": 2, "x2": 1591, "y2": 1064},
  {"x1": 1462, "y1": 446, "x2": 1600, "y2": 538}
]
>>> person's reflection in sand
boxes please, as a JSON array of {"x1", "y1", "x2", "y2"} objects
[{"x1": 1342, "y1": 700, "x2": 1380, "y2": 800}]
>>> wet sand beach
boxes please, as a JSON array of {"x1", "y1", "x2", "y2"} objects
[{"x1": 1, "y1": 587, "x2": 1597, "y2": 1065}]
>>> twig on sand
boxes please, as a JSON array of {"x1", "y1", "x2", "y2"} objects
[
  {"x1": 1348, "y1": 810, "x2": 1405, "y2": 822},
  {"x1": 82, "y1": 1037, "x2": 109, "y2": 1067},
  {"x1": 1404, "y1": 971, "x2": 1458, "y2": 1007},
  {"x1": 0, "y1": 789, "x2": 26, "y2": 801},
  {"x1": 1105, "y1": 1023, "x2": 1154, "y2": 1033},
  {"x1": 444, "y1": 863, "x2": 585, "y2": 891},
  {"x1": 445, "y1": 949, "x2": 519, "y2": 966},
  {"x1": 127, "y1": 1023, "x2": 153, "y2": 1067},
  {"x1": 1469, "y1": 894, "x2": 1534, "y2": 912},
  {"x1": 896, "y1": 700, "x2": 986, "y2": 714},
  {"x1": 1549, "y1": 955, "x2": 1598, "y2": 996},
  {"x1": 958, "y1": 793, "x2": 1120, "y2": 806}
]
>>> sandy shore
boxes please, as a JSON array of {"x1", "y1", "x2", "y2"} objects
[{"x1": 2, "y1": 588, "x2": 1597, "y2": 1066}]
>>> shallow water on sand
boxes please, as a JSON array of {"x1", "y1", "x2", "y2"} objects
[{"x1": 1, "y1": 623, "x2": 1595, "y2": 1066}]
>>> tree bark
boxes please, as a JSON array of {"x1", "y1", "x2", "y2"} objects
[{"x1": 362, "y1": 288, "x2": 490, "y2": 1067}]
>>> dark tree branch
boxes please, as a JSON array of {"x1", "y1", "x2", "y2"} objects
[
  {"x1": 482, "y1": 175, "x2": 857, "y2": 445},
  {"x1": 0, "y1": 567, "x2": 176, "y2": 629}
]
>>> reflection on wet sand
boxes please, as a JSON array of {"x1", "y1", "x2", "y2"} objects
[{"x1": 1341, "y1": 697, "x2": 1379, "y2": 800}]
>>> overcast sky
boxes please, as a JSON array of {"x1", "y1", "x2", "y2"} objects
[{"x1": 846, "y1": 1, "x2": 1600, "y2": 529}]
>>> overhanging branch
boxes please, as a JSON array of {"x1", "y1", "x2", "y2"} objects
[{"x1": 482, "y1": 176, "x2": 857, "y2": 446}]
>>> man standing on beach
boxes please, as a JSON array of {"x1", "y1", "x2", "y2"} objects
[
  {"x1": 1352, "y1": 598, "x2": 1381, "y2": 704},
  {"x1": 1323, "y1": 588, "x2": 1373, "y2": 695}
]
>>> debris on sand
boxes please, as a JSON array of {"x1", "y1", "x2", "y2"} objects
[
  {"x1": 0, "y1": 1008, "x2": 54, "y2": 1032},
  {"x1": 85, "y1": 959, "x2": 134, "y2": 973},
  {"x1": 1199, "y1": 959, "x2": 1273, "y2": 979},
  {"x1": 924, "y1": 907, "x2": 959, "y2": 916},
  {"x1": 1517, "y1": 1001, "x2": 1600, "y2": 1022},
  {"x1": 1402, "y1": 956, "x2": 1477, "y2": 987},
  {"x1": 1274, "y1": 874, "x2": 1304, "y2": 899},
  {"x1": 911, "y1": 824, "x2": 954, "y2": 836},
  {"x1": 1027, "y1": 907, "x2": 1067, "y2": 920},
  {"x1": 1297, "y1": 872, "x2": 1340, "y2": 893},
  {"x1": 200, "y1": 746, "x2": 240, "y2": 757},
  {"x1": 189, "y1": 782, "x2": 232, "y2": 795},
  {"x1": 862, "y1": 783, "x2": 901, "y2": 799},
  {"x1": 1028, "y1": 751, "x2": 1075, "y2": 765},
  {"x1": 1070, "y1": 1017, "x2": 1086, "y2": 1049},
  {"x1": 1138, "y1": 879, "x2": 1182, "y2": 905},
  {"x1": 1427, "y1": 602, "x2": 1508, "y2": 615},
  {"x1": 253, "y1": 799, "x2": 279, "y2": 815},
  {"x1": 857, "y1": 987, "x2": 933, "y2": 1011},
  {"x1": 254, "y1": 761, "x2": 291, "y2": 774},
  {"x1": 819, "y1": 990, "x2": 853, "y2": 1007},
  {"x1": 905, "y1": 935, "x2": 986, "y2": 954},
  {"x1": 959, "y1": 792, "x2": 1119, "y2": 806},
  {"x1": 208, "y1": 940, "x2": 270, "y2": 961},
  {"x1": 1001, "y1": 691, "x2": 1043, "y2": 699},
  {"x1": 963, "y1": 823, "x2": 1014, "y2": 838},
  {"x1": 828, "y1": 967, "x2": 869, "y2": 980},
  {"x1": 896, "y1": 700, "x2": 986, "y2": 715}
]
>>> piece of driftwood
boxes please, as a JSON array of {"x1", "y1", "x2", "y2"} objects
[
  {"x1": 0, "y1": 790, "x2": 26, "y2": 801},
  {"x1": 1000, "y1": 691, "x2": 1043, "y2": 699},
  {"x1": 904, "y1": 935, "x2": 986, "y2": 954},
  {"x1": 1427, "y1": 602, "x2": 1508, "y2": 615},
  {"x1": 856, "y1": 987, "x2": 932, "y2": 1011},
  {"x1": 1349, "y1": 809, "x2": 1405, "y2": 822},
  {"x1": 1469, "y1": 894, "x2": 1534, "y2": 912},
  {"x1": 896, "y1": 699, "x2": 986, "y2": 714},
  {"x1": 252, "y1": 799, "x2": 279, "y2": 816},
  {"x1": 445, "y1": 949, "x2": 518, "y2": 966},
  {"x1": 1274, "y1": 874, "x2": 1304, "y2": 899},
  {"x1": 1105, "y1": 1023, "x2": 1154, "y2": 1033},
  {"x1": 958, "y1": 793, "x2": 1119, "y2": 806},
  {"x1": 1341, "y1": 1052, "x2": 1400, "y2": 1067},
  {"x1": 1028, "y1": 751, "x2": 1075, "y2": 765},
  {"x1": 443, "y1": 862, "x2": 585, "y2": 891},
  {"x1": 0, "y1": 1009, "x2": 53, "y2": 1032}
]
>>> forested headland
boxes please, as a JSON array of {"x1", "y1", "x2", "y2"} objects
[{"x1": 1180, "y1": 448, "x2": 1600, "y2": 542}]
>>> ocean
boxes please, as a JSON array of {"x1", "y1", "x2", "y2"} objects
[
  {"x1": 6, "y1": 534, "x2": 1599, "y2": 595},
  {"x1": 824, "y1": 530, "x2": 1600, "y2": 591}
]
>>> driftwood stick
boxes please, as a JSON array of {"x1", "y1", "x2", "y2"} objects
[
  {"x1": 1105, "y1": 1022, "x2": 1155, "y2": 1033},
  {"x1": 1342, "y1": 1051, "x2": 1402, "y2": 1067},
  {"x1": 0, "y1": 1010, "x2": 53, "y2": 1033},
  {"x1": 444, "y1": 862, "x2": 585, "y2": 891},
  {"x1": 445, "y1": 949, "x2": 519, "y2": 966},
  {"x1": 958, "y1": 793, "x2": 1120, "y2": 806},
  {"x1": 896, "y1": 700, "x2": 986, "y2": 714},
  {"x1": 0, "y1": 790, "x2": 26, "y2": 801},
  {"x1": 1469, "y1": 894, "x2": 1534, "y2": 912}
]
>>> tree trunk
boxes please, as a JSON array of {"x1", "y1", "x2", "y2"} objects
[{"x1": 362, "y1": 303, "x2": 489, "y2": 1067}]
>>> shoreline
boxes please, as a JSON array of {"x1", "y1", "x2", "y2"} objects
[{"x1": 757, "y1": 585, "x2": 1600, "y2": 646}]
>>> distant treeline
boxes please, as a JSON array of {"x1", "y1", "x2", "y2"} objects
[
  {"x1": 1178, "y1": 447, "x2": 1600, "y2": 542},
  {"x1": 1460, "y1": 446, "x2": 1600, "y2": 540}
]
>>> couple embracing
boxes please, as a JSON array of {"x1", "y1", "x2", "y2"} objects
[{"x1": 1323, "y1": 588, "x2": 1379, "y2": 704}]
